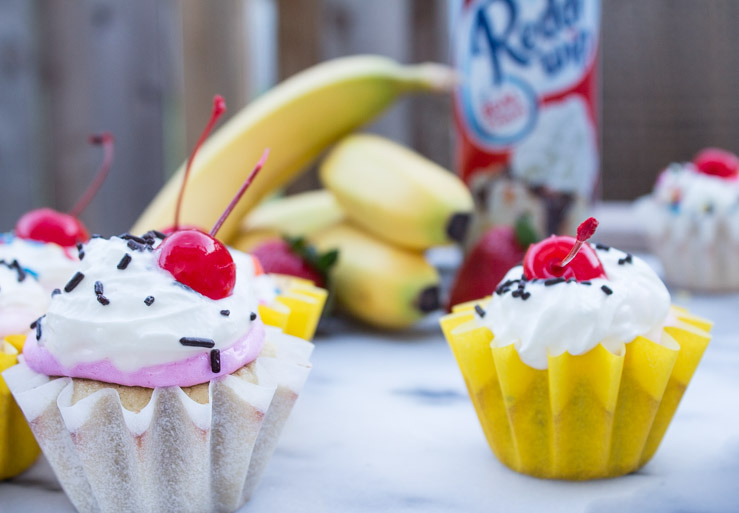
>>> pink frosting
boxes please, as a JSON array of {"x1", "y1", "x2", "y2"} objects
[{"x1": 22, "y1": 320, "x2": 266, "y2": 388}]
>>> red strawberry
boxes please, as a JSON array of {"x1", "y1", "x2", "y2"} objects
[
  {"x1": 693, "y1": 148, "x2": 739, "y2": 179},
  {"x1": 447, "y1": 217, "x2": 539, "y2": 311},
  {"x1": 250, "y1": 236, "x2": 337, "y2": 288}
]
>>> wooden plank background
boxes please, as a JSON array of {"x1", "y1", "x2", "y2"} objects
[{"x1": 0, "y1": 0, "x2": 738, "y2": 234}]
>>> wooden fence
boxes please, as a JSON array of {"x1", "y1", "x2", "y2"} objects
[{"x1": 0, "y1": 0, "x2": 738, "y2": 234}]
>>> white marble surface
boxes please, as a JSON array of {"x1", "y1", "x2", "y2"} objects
[{"x1": 2, "y1": 289, "x2": 739, "y2": 512}]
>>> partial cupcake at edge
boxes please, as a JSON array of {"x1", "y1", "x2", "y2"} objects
[
  {"x1": 441, "y1": 218, "x2": 712, "y2": 480},
  {"x1": 635, "y1": 147, "x2": 739, "y2": 292}
]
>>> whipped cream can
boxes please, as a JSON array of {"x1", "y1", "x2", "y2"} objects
[{"x1": 453, "y1": 0, "x2": 601, "y2": 236}]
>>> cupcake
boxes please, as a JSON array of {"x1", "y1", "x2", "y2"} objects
[
  {"x1": 636, "y1": 148, "x2": 739, "y2": 291},
  {"x1": 440, "y1": 218, "x2": 712, "y2": 480},
  {"x1": 0, "y1": 258, "x2": 47, "y2": 479},
  {"x1": 3, "y1": 230, "x2": 325, "y2": 512},
  {"x1": 0, "y1": 134, "x2": 115, "y2": 293}
]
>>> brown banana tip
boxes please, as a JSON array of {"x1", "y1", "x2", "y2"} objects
[
  {"x1": 416, "y1": 285, "x2": 440, "y2": 313},
  {"x1": 446, "y1": 212, "x2": 471, "y2": 244}
]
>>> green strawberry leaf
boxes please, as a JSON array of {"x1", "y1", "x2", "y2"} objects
[
  {"x1": 514, "y1": 214, "x2": 540, "y2": 249},
  {"x1": 284, "y1": 235, "x2": 339, "y2": 285}
]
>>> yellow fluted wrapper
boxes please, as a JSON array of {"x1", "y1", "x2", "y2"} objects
[
  {"x1": 0, "y1": 334, "x2": 40, "y2": 479},
  {"x1": 259, "y1": 274, "x2": 327, "y2": 341},
  {"x1": 440, "y1": 303, "x2": 711, "y2": 480}
]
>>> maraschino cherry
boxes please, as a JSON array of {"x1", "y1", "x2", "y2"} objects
[
  {"x1": 523, "y1": 217, "x2": 606, "y2": 281},
  {"x1": 693, "y1": 148, "x2": 739, "y2": 179},
  {"x1": 15, "y1": 133, "x2": 114, "y2": 247},
  {"x1": 158, "y1": 149, "x2": 268, "y2": 300},
  {"x1": 156, "y1": 94, "x2": 269, "y2": 300}
]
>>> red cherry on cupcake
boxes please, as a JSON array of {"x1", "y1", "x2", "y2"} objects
[
  {"x1": 15, "y1": 133, "x2": 114, "y2": 247},
  {"x1": 523, "y1": 217, "x2": 606, "y2": 281},
  {"x1": 693, "y1": 148, "x2": 739, "y2": 179},
  {"x1": 155, "y1": 94, "x2": 270, "y2": 300},
  {"x1": 157, "y1": 149, "x2": 268, "y2": 299}
]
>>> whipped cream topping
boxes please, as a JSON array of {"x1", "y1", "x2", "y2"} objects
[
  {"x1": 654, "y1": 163, "x2": 739, "y2": 215},
  {"x1": 0, "y1": 233, "x2": 79, "y2": 293},
  {"x1": 0, "y1": 259, "x2": 48, "y2": 338},
  {"x1": 480, "y1": 246, "x2": 671, "y2": 370},
  {"x1": 23, "y1": 235, "x2": 264, "y2": 387}
]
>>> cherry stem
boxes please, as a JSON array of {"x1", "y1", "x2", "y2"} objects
[
  {"x1": 174, "y1": 95, "x2": 227, "y2": 230},
  {"x1": 68, "y1": 133, "x2": 114, "y2": 217},
  {"x1": 559, "y1": 217, "x2": 599, "y2": 267},
  {"x1": 210, "y1": 149, "x2": 269, "y2": 238}
]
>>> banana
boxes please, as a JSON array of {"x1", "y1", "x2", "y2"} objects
[
  {"x1": 319, "y1": 134, "x2": 473, "y2": 251},
  {"x1": 310, "y1": 222, "x2": 440, "y2": 330},
  {"x1": 132, "y1": 56, "x2": 456, "y2": 241},
  {"x1": 241, "y1": 189, "x2": 344, "y2": 238}
]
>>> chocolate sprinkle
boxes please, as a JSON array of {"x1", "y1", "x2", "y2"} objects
[
  {"x1": 544, "y1": 277, "x2": 566, "y2": 286},
  {"x1": 76, "y1": 242, "x2": 85, "y2": 260},
  {"x1": 618, "y1": 253, "x2": 633, "y2": 265},
  {"x1": 64, "y1": 272, "x2": 85, "y2": 292},
  {"x1": 33, "y1": 315, "x2": 44, "y2": 340},
  {"x1": 94, "y1": 281, "x2": 104, "y2": 295},
  {"x1": 117, "y1": 253, "x2": 132, "y2": 270},
  {"x1": 511, "y1": 290, "x2": 522, "y2": 298},
  {"x1": 521, "y1": 292, "x2": 531, "y2": 300},
  {"x1": 220, "y1": 309, "x2": 230, "y2": 317},
  {"x1": 474, "y1": 304, "x2": 486, "y2": 318},
  {"x1": 127, "y1": 239, "x2": 144, "y2": 251},
  {"x1": 121, "y1": 234, "x2": 147, "y2": 244},
  {"x1": 595, "y1": 243, "x2": 610, "y2": 251},
  {"x1": 51, "y1": 288, "x2": 61, "y2": 297},
  {"x1": 1, "y1": 259, "x2": 27, "y2": 282},
  {"x1": 210, "y1": 349, "x2": 221, "y2": 373},
  {"x1": 250, "y1": 312, "x2": 257, "y2": 321},
  {"x1": 601, "y1": 285, "x2": 613, "y2": 296},
  {"x1": 96, "y1": 295, "x2": 110, "y2": 306},
  {"x1": 144, "y1": 296, "x2": 155, "y2": 306},
  {"x1": 152, "y1": 230, "x2": 167, "y2": 239},
  {"x1": 581, "y1": 281, "x2": 592, "y2": 286},
  {"x1": 179, "y1": 337, "x2": 215, "y2": 348}
]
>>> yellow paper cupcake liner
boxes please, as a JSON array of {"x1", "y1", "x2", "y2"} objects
[
  {"x1": 0, "y1": 334, "x2": 40, "y2": 480},
  {"x1": 440, "y1": 301, "x2": 711, "y2": 480},
  {"x1": 259, "y1": 274, "x2": 327, "y2": 341}
]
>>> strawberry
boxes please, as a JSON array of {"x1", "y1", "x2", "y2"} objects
[
  {"x1": 250, "y1": 236, "x2": 338, "y2": 288},
  {"x1": 693, "y1": 148, "x2": 739, "y2": 179},
  {"x1": 447, "y1": 216, "x2": 539, "y2": 311}
]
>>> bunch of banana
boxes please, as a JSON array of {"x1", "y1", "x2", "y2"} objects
[
  {"x1": 133, "y1": 54, "x2": 472, "y2": 330},
  {"x1": 235, "y1": 135, "x2": 473, "y2": 329}
]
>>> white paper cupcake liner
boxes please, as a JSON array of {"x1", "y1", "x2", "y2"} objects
[{"x1": 3, "y1": 328, "x2": 312, "y2": 513}]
